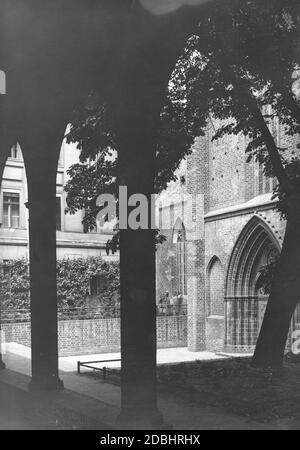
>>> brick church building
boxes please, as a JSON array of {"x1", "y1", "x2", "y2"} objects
[{"x1": 156, "y1": 117, "x2": 300, "y2": 354}]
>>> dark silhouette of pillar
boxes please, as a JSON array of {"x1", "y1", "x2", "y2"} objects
[
  {"x1": 113, "y1": 88, "x2": 166, "y2": 429},
  {"x1": 106, "y1": 7, "x2": 197, "y2": 427},
  {"x1": 21, "y1": 126, "x2": 65, "y2": 391}
]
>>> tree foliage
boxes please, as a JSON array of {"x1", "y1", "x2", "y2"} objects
[
  {"x1": 173, "y1": 0, "x2": 300, "y2": 210},
  {"x1": 61, "y1": 0, "x2": 300, "y2": 365},
  {"x1": 64, "y1": 93, "x2": 196, "y2": 238},
  {"x1": 65, "y1": 0, "x2": 300, "y2": 236}
]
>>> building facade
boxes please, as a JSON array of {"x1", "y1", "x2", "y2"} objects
[
  {"x1": 0, "y1": 139, "x2": 116, "y2": 263},
  {"x1": 2, "y1": 121, "x2": 299, "y2": 355},
  {"x1": 157, "y1": 118, "x2": 300, "y2": 353}
]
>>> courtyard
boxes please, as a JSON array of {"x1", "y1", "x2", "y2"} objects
[
  {"x1": 1, "y1": 343, "x2": 300, "y2": 430},
  {"x1": 0, "y1": 0, "x2": 299, "y2": 431},
  {"x1": 0, "y1": 344, "x2": 300, "y2": 430}
]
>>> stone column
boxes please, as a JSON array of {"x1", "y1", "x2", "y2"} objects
[
  {"x1": 21, "y1": 129, "x2": 64, "y2": 391},
  {"x1": 27, "y1": 193, "x2": 63, "y2": 391},
  {"x1": 113, "y1": 89, "x2": 165, "y2": 429}
]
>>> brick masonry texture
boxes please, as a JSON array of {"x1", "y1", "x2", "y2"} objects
[
  {"x1": 208, "y1": 124, "x2": 247, "y2": 211},
  {"x1": 2, "y1": 316, "x2": 187, "y2": 356},
  {"x1": 157, "y1": 119, "x2": 300, "y2": 353}
]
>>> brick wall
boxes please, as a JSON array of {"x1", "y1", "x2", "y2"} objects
[
  {"x1": 206, "y1": 316, "x2": 225, "y2": 352},
  {"x1": 3, "y1": 322, "x2": 31, "y2": 347},
  {"x1": 2, "y1": 315, "x2": 187, "y2": 356},
  {"x1": 208, "y1": 122, "x2": 247, "y2": 211},
  {"x1": 156, "y1": 117, "x2": 298, "y2": 355},
  {"x1": 186, "y1": 136, "x2": 207, "y2": 351}
]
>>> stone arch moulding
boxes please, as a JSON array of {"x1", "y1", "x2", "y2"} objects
[
  {"x1": 224, "y1": 214, "x2": 281, "y2": 352},
  {"x1": 172, "y1": 217, "x2": 186, "y2": 244},
  {"x1": 225, "y1": 215, "x2": 280, "y2": 298},
  {"x1": 207, "y1": 254, "x2": 223, "y2": 272}
]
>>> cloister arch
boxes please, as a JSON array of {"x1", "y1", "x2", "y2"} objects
[
  {"x1": 225, "y1": 216, "x2": 280, "y2": 351},
  {"x1": 0, "y1": 0, "x2": 212, "y2": 429}
]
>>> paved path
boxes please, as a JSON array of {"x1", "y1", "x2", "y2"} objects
[
  {"x1": 1, "y1": 343, "x2": 298, "y2": 430},
  {"x1": 0, "y1": 370, "x2": 113, "y2": 429},
  {"x1": 2, "y1": 343, "x2": 229, "y2": 372}
]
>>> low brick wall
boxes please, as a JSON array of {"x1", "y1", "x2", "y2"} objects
[
  {"x1": 2, "y1": 315, "x2": 187, "y2": 356},
  {"x1": 3, "y1": 322, "x2": 31, "y2": 347}
]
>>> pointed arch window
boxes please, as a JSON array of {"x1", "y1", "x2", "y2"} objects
[
  {"x1": 207, "y1": 257, "x2": 224, "y2": 316},
  {"x1": 257, "y1": 162, "x2": 273, "y2": 195},
  {"x1": 173, "y1": 220, "x2": 187, "y2": 296}
]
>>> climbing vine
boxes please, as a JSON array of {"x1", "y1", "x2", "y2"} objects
[{"x1": 0, "y1": 257, "x2": 120, "y2": 312}]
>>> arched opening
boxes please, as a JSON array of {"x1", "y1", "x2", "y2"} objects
[
  {"x1": 225, "y1": 216, "x2": 280, "y2": 352},
  {"x1": 0, "y1": 142, "x2": 32, "y2": 369},
  {"x1": 207, "y1": 256, "x2": 224, "y2": 317},
  {"x1": 172, "y1": 218, "x2": 187, "y2": 298}
]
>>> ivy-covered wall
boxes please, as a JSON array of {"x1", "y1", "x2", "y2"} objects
[{"x1": 0, "y1": 257, "x2": 120, "y2": 312}]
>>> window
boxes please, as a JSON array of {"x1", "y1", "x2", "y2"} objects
[
  {"x1": 159, "y1": 204, "x2": 163, "y2": 229},
  {"x1": 10, "y1": 144, "x2": 20, "y2": 159},
  {"x1": 56, "y1": 197, "x2": 61, "y2": 231},
  {"x1": 90, "y1": 275, "x2": 101, "y2": 295},
  {"x1": 173, "y1": 220, "x2": 187, "y2": 296},
  {"x1": 176, "y1": 228, "x2": 187, "y2": 296},
  {"x1": 170, "y1": 203, "x2": 174, "y2": 227},
  {"x1": 83, "y1": 208, "x2": 95, "y2": 234},
  {"x1": 257, "y1": 104, "x2": 277, "y2": 196},
  {"x1": 257, "y1": 163, "x2": 273, "y2": 195},
  {"x1": 83, "y1": 216, "x2": 89, "y2": 234},
  {"x1": 58, "y1": 148, "x2": 63, "y2": 167},
  {"x1": 3, "y1": 192, "x2": 20, "y2": 228},
  {"x1": 2, "y1": 259, "x2": 11, "y2": 276}
]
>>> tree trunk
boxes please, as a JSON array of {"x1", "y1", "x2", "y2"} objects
[{"x1": 252, "y1": 201, "x2": 300, "y2": 368}]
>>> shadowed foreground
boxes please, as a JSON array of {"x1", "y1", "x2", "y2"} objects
[{"x1": 0, "y1": 373, "x2": 112, "y2": 430}]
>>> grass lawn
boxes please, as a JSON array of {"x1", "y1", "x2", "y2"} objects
[
  {"x1": 156, "y1": 354, "x2": 300, "y2": 423},
  {"x1": 81, "y1": 353, "x2": 300, "y2": 423}
]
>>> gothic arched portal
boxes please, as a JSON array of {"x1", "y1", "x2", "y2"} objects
[{"x1": 225, "y1": 216, "x2": 280, "y2": 351}]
